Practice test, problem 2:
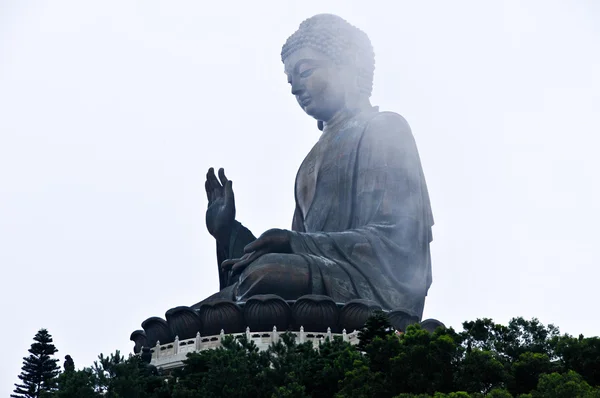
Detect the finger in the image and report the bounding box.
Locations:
[218,168,229,186]
[231,250,265,274]
[230,259,250,274]
[221,253,250,271]
[207,167,222,190]
[222,261,235,271]
[224,180,234,203]
[244,238,264,254]
[221,257,242,271]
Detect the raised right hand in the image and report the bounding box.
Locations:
[205,167,236,243]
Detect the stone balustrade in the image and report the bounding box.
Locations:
[148,326,360,370]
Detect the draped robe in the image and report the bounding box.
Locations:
[211,109,434,318]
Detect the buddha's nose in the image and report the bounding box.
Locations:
[291,81,304,96]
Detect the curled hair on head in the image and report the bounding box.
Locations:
[281,14,375,98]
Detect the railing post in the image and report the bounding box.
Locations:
[271,326,278,344]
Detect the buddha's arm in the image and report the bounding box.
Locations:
[216,221,256,289]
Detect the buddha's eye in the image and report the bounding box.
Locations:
[299,68,315,78]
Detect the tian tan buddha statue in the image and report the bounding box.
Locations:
[131,14,440,352]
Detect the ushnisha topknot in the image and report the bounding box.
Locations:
[281,14,375,97]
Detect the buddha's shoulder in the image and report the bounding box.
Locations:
[363,111,412,136]
[371,110,410,125]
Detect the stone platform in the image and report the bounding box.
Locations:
[131,294,444,355]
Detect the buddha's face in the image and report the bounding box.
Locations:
[284,47,354,122]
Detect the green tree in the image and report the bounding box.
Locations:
[393,393,471,398]
[89,350,126,395]
[52,368,98,398]
[552,334,600,387]
[12,329,60,398]
[271,376,309,398]
[455,349,507,394]
[88,350,169,398]
[44,315,600,398]
[266,333,319,395]
[460,317,559,362]
[315,338,362,397]
[340,322,462,397]
[172,335,272,398]
[486,388,513,398]
[339,330,401,397]
[532,370,599,398]
[502,317,559,361]
[336,359,386,398]
[357,310,394,351]
[509,352,553,395]
[266,333,360,398]
[461,318,507,354]
[389,325,460,395]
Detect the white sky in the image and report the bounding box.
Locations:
[1,0,599,394]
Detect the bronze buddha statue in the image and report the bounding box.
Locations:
[132,14,437,351]
[202,13,433,316]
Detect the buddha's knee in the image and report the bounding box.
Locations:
[235,253,310,300]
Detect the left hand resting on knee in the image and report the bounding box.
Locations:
[221,228,292,277]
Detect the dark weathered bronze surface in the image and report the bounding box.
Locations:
[141,317,172,347]
[165,306,203,340]
[202,14,433,319]
[420,319,446,333]
[388,309,421,332]
[292,295,340,332]
[243,294,292,332]
[196,300,245,336]
[132,14,440,350]
[130,330,146,354]
[339,299,383,332]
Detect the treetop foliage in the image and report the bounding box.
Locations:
[12,328,60,398]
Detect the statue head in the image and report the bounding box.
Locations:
[281,14,375,125]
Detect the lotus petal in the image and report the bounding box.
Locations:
[292,295,339,332]
[142,317,173,346]
[197,300,244,336]
[339,299,382,332]
[165,306,203,340]
[243,294,291,332]
[130,330,147,354]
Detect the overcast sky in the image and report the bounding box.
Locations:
[1,0,599,395]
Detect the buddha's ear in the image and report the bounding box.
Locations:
[317,120,324,131]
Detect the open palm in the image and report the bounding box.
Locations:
[205,167,235,243]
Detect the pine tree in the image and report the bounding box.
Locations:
[357,310,394,351]
[12,328,60,398]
